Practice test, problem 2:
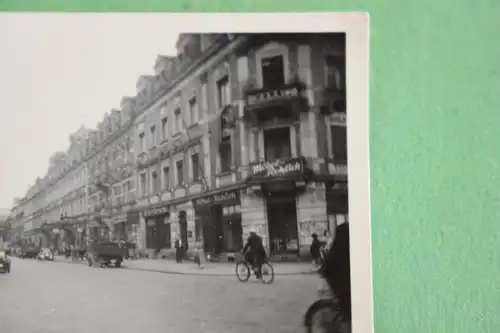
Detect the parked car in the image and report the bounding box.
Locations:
[0,250,11,273]
[37,248,54,261]
[20,246,39,259]
[87,241,123,268]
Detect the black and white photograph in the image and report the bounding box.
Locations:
[0,13,370,333]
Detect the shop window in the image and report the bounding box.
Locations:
[263,127,292,161]
[261,55,285,89]
[330,125,347,165]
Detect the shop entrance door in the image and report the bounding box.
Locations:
[178,211,188,251]
[266,194,299,254]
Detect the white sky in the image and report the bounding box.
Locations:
[0,14,179,209]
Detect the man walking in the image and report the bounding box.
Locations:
[174,236,183,263]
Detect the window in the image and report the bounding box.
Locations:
[325,55,345,90]
[113,185,122,205]
[216,76,230,109]
[151,171,160,194]
[263,127,292,161]
[220,136,232,173]
[261,55,285,89]
[174,108,183,133]
[139,173,147,197]
[331,125,347,165]
[139,132,146,153]
[191,153,200,181]
[176,160,184,185]
[162,166,170,190]
[150,125,157,148]
[161,117,169,140]
[189,97,198,125]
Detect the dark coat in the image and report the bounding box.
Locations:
[310,238,322,259]
[243,233,266,258]
[322,223,351,318]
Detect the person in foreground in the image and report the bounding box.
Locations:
[320,222,351,321]
[241,229,267,278]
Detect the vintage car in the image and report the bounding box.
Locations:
[37,248,54,261]
[87,241,123,268]
[20,246,39,259]
[0,250,11,273]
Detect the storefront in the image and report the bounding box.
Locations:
[143,204,172,252]
[325,179,349,231]
[245,157,313,256]
[109,213,127,241]
[193,188,243,254]
[125,211,140,244]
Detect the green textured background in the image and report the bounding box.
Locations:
[1,1,499,332]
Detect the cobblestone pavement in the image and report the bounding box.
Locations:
[0,257,320,333]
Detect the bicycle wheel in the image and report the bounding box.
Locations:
[235,261,251,282]
[260,261,275,284]
[304,299,349,333]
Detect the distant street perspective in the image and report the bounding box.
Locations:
[0,257,318,333]
[1,30,350,333]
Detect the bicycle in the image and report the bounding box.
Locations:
[303,294,351,333]
[235,257,275,284]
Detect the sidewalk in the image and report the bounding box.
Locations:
[53,256,317,276]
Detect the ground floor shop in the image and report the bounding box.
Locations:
[136,177,348,260]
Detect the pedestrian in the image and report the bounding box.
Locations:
[194,237,205,269]
[310,233,322,268]
[174,236,183,263]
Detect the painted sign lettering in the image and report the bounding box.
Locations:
[250,158,303,179]
[247,87,300,105]
[143,205,170,218]
[193,189,240,206]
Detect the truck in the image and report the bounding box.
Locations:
[87,241,123,268]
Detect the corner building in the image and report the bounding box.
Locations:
[133,33,348,259]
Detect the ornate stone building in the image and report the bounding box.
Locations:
[132,33,348,260]
[12,33,347,260]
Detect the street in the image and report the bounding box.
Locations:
[0,257,318,333]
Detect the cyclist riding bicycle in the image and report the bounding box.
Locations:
[241,228,267,278]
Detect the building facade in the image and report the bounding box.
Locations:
[11,33,347,260]
[132,33,348,259]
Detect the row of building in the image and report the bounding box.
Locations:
[9,33,348,259]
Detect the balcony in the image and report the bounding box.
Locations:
[243,79,308,125]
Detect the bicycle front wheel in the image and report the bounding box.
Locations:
[235,261,251,282]
[260,261,275,284]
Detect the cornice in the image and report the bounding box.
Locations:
[26,35,244,203]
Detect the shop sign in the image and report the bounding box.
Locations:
[143,205,169,218]
[247,86,300,106]
[250,158,303,179]
[193,189,240,206]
